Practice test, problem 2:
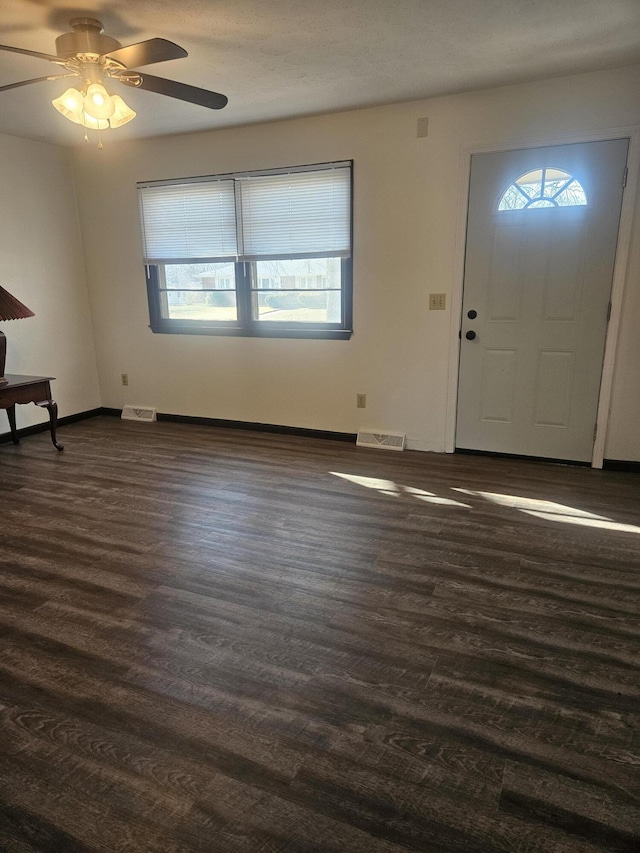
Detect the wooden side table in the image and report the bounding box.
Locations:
[0,374,64,451]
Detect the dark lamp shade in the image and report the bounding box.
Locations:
[0,285,35,321]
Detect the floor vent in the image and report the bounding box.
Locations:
[121,406,157,423]
[356,431,406,451]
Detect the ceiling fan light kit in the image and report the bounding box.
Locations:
[52,85,136,130]
[109,95,137,128]
[0,17,228,145]
[84,82,116,119]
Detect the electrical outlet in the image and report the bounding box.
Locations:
[356,393,366,409]
[429,293,446,310]
[121,373,129,386]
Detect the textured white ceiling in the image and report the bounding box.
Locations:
[1,0,639,146]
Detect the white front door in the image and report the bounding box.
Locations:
[456,139,628,462]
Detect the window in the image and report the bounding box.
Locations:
[138,161,353,338]
[498,167,587,211]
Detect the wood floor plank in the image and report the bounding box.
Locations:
[1,417,639,851]
[500,760,640,852]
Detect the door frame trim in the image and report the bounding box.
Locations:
[445,127,640,468]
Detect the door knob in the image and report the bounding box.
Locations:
[465,330,476,340]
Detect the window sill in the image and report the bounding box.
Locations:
[149,323,353,340]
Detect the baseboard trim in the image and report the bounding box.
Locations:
[0,407,104,445]
[603,459,640,473]
[99,406,355,443]
[156,412,356,443]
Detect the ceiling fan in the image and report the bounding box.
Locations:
[0,17,228,138]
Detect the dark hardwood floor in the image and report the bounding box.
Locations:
[1,416,639,852]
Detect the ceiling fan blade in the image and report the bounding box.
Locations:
[0,74,72,93]
[0,44,64,64]
[103,38,187,68]
[119,72,228,109]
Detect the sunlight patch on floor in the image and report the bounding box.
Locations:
[522,510,640,535]
[332,473,399,492]
[453,489,605,519]
[330,473,471,507]
[330,476,638,532]
[412,493,472,507]
[452,488,640,534]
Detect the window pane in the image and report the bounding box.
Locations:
[515,169,544,199]
[162,263,237,321]
[254,291,342,323]
[556,179,588,207]
[498,185,527,210]
[253,258,341,323]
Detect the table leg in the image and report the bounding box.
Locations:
[6,404,19,444]
[35,399,64,451]
[45,401,64,452]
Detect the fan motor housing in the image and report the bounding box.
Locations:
[55,18,122,59]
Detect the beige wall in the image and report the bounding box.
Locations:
[0,134,100,433]
[72,64,640,459]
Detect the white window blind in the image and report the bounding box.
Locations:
[137,162,351,263]
[138,180,238,261]
[238,166,351,259]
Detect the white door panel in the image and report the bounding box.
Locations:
[456,139,628,462]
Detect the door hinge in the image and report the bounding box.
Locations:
[623,167,628,188]
[593,423,598,442]
[607,301,612,322]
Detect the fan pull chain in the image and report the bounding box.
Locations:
[82,128,104,149]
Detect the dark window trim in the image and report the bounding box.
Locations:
[146,256,353,340]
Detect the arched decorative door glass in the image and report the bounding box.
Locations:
[498,167,588,210]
